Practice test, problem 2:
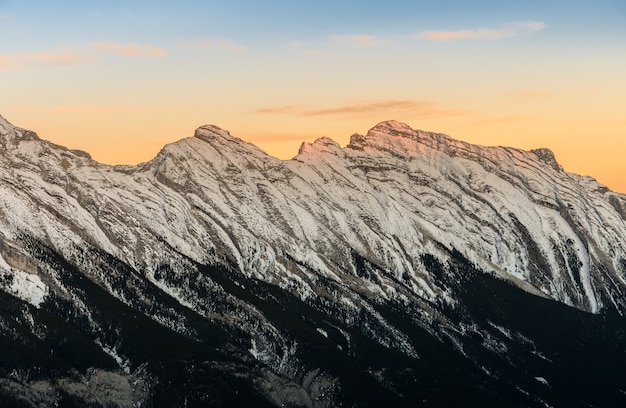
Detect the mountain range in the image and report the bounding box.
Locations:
[1,114,626,407]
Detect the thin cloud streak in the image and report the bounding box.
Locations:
[254,100,469,118]
[0,49,93,70]
[0,41,168,70]
[418,20,547,41]
[331,34,386,47]
[94,41,168,57]
[254,105,304,115]
[290,21,544,55]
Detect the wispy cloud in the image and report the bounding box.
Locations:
[288,21,544,55]
[254,100,468,118]
[417,20,547,41]
[253,105,298,115]
[331,34,386,48]
[94,41,168,57]
[180,37,248,54]
[0,49,93,70]
[0,41,168,70]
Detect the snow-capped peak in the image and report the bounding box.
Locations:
[369,120,416,135]
[194,124,236,142]
[0,114,11,133]
[531,147,562,171]
[0,115,40,147]
[297,137,342,156]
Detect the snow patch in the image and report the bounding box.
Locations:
[249,337,272,362]
[0,254,48,308]
[99,343,131,374]
[316,328,328,338]
[146,268,196,310]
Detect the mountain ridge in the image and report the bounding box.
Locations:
[2,114,626,312]
[2,114,626,406]
[1,114,568,177]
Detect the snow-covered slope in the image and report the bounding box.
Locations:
[2,114,626,407]
[5,115,624,311]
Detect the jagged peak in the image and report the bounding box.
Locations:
[347,121,437,153]
[312,136,340,147]
[360,120,420,142]
[531,148,562,171]
[0,114,40,145]
[343,120,567,174]
[0,114,10,129]
[0,115,12,141]
[191,124,269,158]
[369,120,416,134]
[297,137,341,156]
[348,120,448,149]
[167,124,280,170]
[194,124,235,143]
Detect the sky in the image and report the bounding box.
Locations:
[1,1,625,191]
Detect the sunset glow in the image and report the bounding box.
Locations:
[1,1,625,191]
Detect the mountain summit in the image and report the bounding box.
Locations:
[1,116,626,407]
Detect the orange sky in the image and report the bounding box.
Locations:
[1,2,625,192]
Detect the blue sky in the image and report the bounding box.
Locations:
[3,1,623,45]
[1,1,626,191]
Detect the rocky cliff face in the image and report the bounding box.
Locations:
[2,115,626,407]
